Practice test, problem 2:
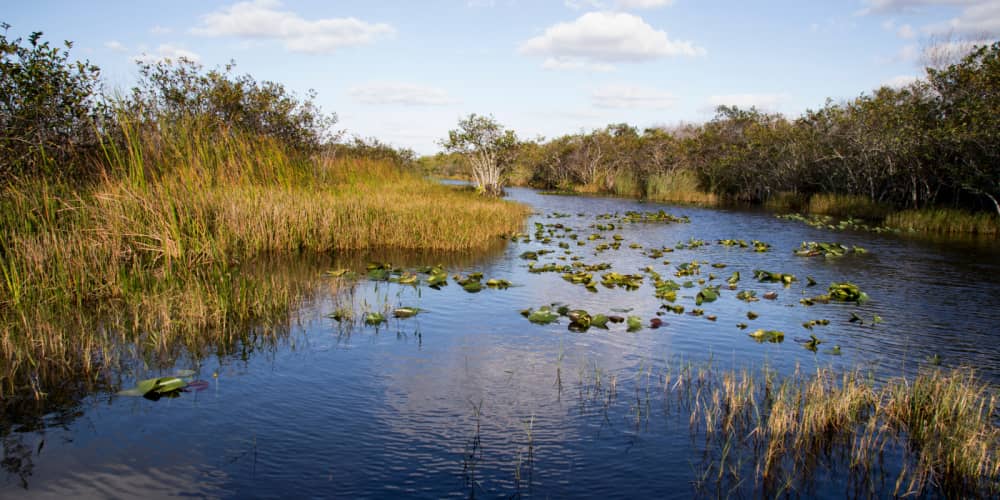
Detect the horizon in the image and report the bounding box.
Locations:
[6,0,998,154]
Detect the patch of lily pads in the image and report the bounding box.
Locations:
[794,241,868,258]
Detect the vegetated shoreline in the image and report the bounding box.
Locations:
[0,120,529,401]
[450,172,999,238]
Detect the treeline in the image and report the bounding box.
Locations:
[499,42,999,218]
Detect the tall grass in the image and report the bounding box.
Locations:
[806,193,891,219]
[0,117,529,399]
[886,208,1000,236]
[644,171,719,206]
[688,365,999,497]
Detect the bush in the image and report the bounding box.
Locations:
[0,23,104,182]
[127,58,338,154]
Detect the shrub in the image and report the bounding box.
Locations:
[0,23,104,181]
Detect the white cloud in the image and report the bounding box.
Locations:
[898,23,917,38]
[616,0,676,9]
[132,44,202,64]
[565,0,605,9]
[592,84,675,109]
[861,1,1000,36]
[898,43,920,61]
[519,11,704,70]
[192,0,394,54]
[104,40,127,52]
[706,93,788,111]
[882,74,921,87]
[862,0,983,14]
[349,82,457,106]
[542,57,615,71]
[150,25,172,35]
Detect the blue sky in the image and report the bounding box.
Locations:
[6,1,999,153]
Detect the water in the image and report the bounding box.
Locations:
[3,187,999,498]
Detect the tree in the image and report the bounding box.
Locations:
[0,23,104,181]
[927,41,1000,216]
[441,113,518,196]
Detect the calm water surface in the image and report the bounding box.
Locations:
[3,187,999,498]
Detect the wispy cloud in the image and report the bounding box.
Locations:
[592,84,676,109]
[882,74,921,87]
[615,0,676,9]
[349,82,457,106]
[192,0,394,54]
[542,57,615,72]
[520,11,704,71]
[132,44,201,64]
[104,40,128,52]
[150,25,172,35]
[862,1,1000,36]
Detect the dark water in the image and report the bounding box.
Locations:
[3,187,999,498]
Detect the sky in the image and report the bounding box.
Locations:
[5,0,999,154]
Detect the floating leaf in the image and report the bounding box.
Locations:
[365,312,387,325]
[749,329,784,343]
[696,286,719,305]
[527,307,560,325]
[591,314,610,329]
[626,315,643,332]
[747,311,759,320]
[393,307,421,318]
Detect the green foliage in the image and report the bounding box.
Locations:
[128,58,338,154]
[0,23,104,181]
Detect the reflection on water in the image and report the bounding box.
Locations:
[3,187,999,497]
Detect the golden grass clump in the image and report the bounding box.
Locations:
[886,208,999,236]
[644,171,719,206]
[807,193,891,219]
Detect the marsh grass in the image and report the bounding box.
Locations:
[686,365,999,497]
[886,208,1000,236]
[644,171,719,206]
[806,193,891,219]
[0,117,528,399]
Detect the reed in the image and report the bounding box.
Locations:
[886,208,999,236]
[0,117,529,399]
[687,365,998,497]
[806,193,891,219]
[644,171,719,206]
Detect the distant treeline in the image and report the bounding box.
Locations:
[425,42,1000,218]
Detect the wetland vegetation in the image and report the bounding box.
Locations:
[1,23,998,498]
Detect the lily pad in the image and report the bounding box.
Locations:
[364,312,387,325]
[626,315,643,332]
[695,286,719,305]
[527,307,560,325]
[393,307,422,318]
[749,329,784,343]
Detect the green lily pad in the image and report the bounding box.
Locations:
[626,315,643,332]
[393,307,421,318]
[749,329,784,343]
[364,312,387,325]
[696,286,719,305]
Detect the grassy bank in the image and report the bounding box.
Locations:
[0,120,529,398]
[518,171,998,236]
